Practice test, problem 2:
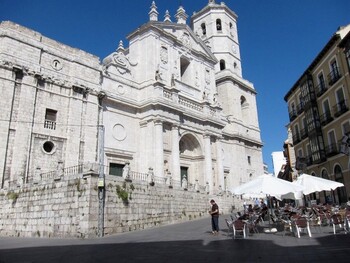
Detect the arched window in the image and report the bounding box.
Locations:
[180,56,191,83]
[216,19,222,31]
[219,59,225,70]
[240,96,247,106]
[240,96,249,121]
[201,23,206,35]
[321,169,329,179]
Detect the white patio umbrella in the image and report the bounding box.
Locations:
[232,174,304,225]
[292,173,344,195]
[231,174,304,197]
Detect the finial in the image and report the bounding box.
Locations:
[117,40,124,52]
[149,1,159,21]
[209,0,215,4]
[175,6,188,24]
[164,10,172,22]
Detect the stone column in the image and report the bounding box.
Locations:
[216,137,224,191]
[203,134,213,193]
[154,120,164,177]
[171,124,180,180]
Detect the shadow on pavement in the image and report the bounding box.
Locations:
[1,233,350,263]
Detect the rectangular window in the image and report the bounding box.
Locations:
[342,121,350,135]
[297,148,303,157]
[316,72,326,96]
[336,88,345,103]
[109,163,124,176]
[44,109,57,130]
[247,156,251,165]
[318,73,325,88]
[328,130,336,144]
[346,49,350,71]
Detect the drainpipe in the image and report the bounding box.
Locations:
[24,75,40,184]
[1,69,21,188]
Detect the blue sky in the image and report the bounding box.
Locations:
[1,0,349,172]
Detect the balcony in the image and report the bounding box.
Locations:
[296,102,305,114]
[292,133,301,145]
[289,109,297,121]
[300,128,308,139]
[333,100,349,117]
[305,155,313,166]
[325,143,340,157]
[319,111,333,126]
[315,82,328,97]
[328,67,341,86]
[44,120,56,130]
[312,150,327,164]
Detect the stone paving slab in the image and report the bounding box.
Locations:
[0,216,350,263]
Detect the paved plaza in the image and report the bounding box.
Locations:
[0,216,349,263]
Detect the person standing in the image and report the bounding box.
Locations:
[209,199,219,235]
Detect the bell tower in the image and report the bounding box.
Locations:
[191,0,262,147]
[191,0,242,76]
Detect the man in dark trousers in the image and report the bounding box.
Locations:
[209,199,219,235]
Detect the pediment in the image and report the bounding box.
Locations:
[128,22,217,64]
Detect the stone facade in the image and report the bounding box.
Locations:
[0,169,236,238]
[0,1,263,238]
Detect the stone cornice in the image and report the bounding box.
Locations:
[222,131,263,147]
[191,2,238,24]
[0,59,100,95]
[216,71,257,95]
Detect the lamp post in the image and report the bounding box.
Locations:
[97,91,106,238]
[97,125,105,237]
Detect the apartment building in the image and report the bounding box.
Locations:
[284,24,350,205]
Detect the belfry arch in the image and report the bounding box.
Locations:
[178,133,204,185]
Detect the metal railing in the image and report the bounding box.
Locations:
[333,100,348,117]
[44,120,56,130]
[4,161,215,194]
[328,67,341,86]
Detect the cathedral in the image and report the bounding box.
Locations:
[0,1,264,195]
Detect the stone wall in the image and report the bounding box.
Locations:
[0,172,237,238]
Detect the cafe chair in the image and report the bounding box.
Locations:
[293,216,312,238]
[232,220,246,239]
[331,214,347,234]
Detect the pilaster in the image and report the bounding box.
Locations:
[171,124,180,179]
[154,119,164,177]
[203,134,213,193]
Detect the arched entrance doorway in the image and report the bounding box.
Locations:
[179,133,203,186]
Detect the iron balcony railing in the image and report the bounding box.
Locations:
[315,82,328,97]
[289,109,297,121]
[333,100,348,117]
[328,67,341,86]
[300,128,308,139]
[319,111,333,126]
[296,102,305,114]
[325,143,340,157]
[292,133,301,145]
